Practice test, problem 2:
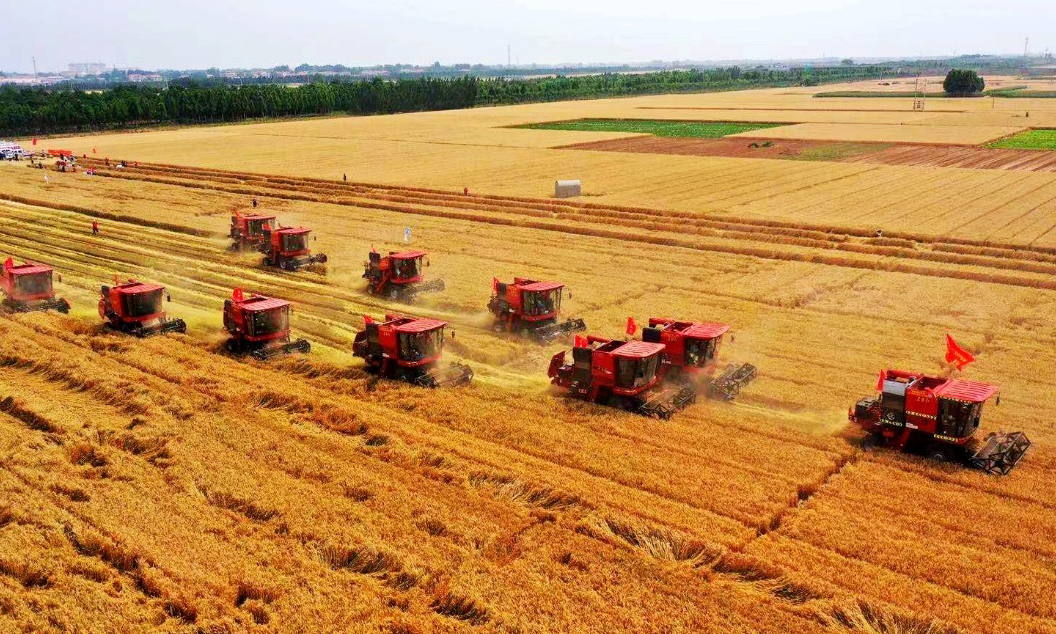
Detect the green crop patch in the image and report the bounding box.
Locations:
[517,119,786,138]
[987,129,1056,150]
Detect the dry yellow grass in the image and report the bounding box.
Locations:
[0,152,1055,633]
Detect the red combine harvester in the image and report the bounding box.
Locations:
[548,335,696,419]
[487,277,585,343]
[99,279,186,337]
[260,225,328,271]
[229,212,277,251]
[223,289,310,360]
[643,318,756,400]
[352,314,473,387]
[1,258,70,313]
[850,369,1030,475]
[363,250,444,300]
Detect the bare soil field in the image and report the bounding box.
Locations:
[562,136,891,161]
[564,136,1056,173]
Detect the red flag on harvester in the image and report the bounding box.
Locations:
[945,334,975,371]
[233,287,244,302]
[573,334,588,348]
[626,316,637,337]
[3,257,12,270]
[363,314,374,325]
[492,277,499,294]
[876,369,886,391]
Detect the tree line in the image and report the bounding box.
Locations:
[0,66,890,136]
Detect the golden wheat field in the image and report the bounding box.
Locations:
[2,82,1056,634]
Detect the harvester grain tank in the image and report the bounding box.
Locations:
[488,277,585,342]
[229,212,277,251]
[1,258,70,313]
[643,318,756,400]
[260,225,328,271]
[222,288,310,359]
[547,335,696,419]
[352,314,472,387]
[362,249,444,300]
[850,368,1030,475]
[99,279,186,336]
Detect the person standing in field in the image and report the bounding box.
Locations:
[43,174,50,184]
[92,221,99,235]
[252,197,258,208]
[343,173,347,183]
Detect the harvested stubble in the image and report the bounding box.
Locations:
[1,90,1055,632]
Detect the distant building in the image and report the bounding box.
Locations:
[68,62,108,75]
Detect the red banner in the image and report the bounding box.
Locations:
[945,334,975,371]
[573,334,588,348]
[363,314,374,325]
[233,287,244,302]
[626,316,637,337]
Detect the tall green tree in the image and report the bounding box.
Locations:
[943,69,985,96]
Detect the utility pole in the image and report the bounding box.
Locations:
[1024,37,1029,58]
[32,56,37,76]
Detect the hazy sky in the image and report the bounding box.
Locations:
[1,0,1049,72]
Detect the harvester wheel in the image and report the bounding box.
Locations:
[387,288,400,300]
[928,447,952,463]
[492,321,505,333]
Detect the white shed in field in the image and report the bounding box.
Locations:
[554,179,581,198]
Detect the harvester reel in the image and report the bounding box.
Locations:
[415,362,474,388]
[708,363,757,401]
[968,431,1031,475]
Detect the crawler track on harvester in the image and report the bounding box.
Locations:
[74,158,1056,292]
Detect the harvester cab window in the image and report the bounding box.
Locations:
[15,272,51,296]
[281,232,309,252]
[248,307,289,336]
[684,337,716,367]
[938,399,981,438]
[393,256,422,280]
[524,289,561,316]
[247,219,271,236]
[398,328,442,361]
[615,354,659,389]
[123,288,163,317]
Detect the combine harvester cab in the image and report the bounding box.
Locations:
[547,335,696,420]
[362,250,444,301]
[353,314,472,387]
[229,212,277,251]
[850,368,1030,475]
[99,280,186,337]
[223,288,310,360]
[488,277,585,343]
[260,226,328,271]
[644,318,756,400]
[1,257,70,314]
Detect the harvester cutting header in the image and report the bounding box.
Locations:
[488,277,585,343]
[1,258,70,314]
[850,368,1030,475]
